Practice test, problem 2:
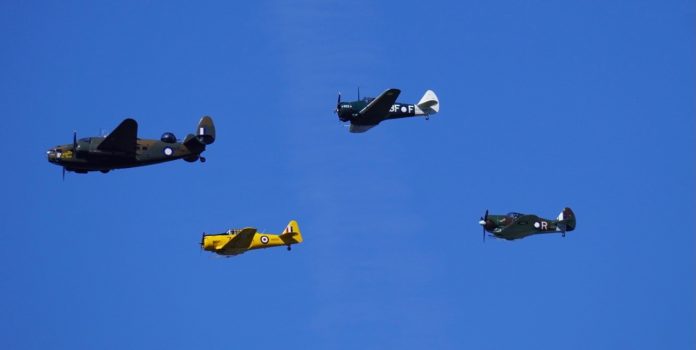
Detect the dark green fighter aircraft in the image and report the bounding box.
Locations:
[47,116,215,176]
[479,208,576,241]
[334,88,439,133]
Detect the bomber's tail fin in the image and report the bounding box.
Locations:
[416,90,439,115]
[280,220,303,244]
[196,116,215,145]
[556,207,576,232]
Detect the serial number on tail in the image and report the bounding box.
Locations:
[389,104,415,114]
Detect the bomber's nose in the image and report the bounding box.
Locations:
[46,149,58,163]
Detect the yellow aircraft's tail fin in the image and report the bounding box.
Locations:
[280,220,303,244]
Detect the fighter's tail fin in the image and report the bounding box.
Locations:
[556,207,576,232]
[280,220,303,244]
[196,116,215,145]
[417,90,439,114]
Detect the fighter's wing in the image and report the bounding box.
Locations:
[97,118,138,154]
[349,124,377,133]
[220,228,257,250]
[357,88,401,124]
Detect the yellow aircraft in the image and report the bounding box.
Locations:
[200,220,303,256]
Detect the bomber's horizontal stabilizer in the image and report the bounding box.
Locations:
[183,134,205,154]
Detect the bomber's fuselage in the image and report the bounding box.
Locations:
[47,138,202,173]
[47,116,215,174]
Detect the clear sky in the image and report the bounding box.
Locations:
[0,0,693,349]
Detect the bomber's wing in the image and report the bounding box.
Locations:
[220,227,257,251]
[97,118,138,154]
[356,88,401,125]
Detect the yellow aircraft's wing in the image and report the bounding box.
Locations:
[220,227,257,251]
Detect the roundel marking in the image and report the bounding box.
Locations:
[400,106,407,113]
[260,236,269,244]
[163,147,173,156]
[533,222,540,229]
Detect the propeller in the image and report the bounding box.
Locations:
[334,92,341,114]
[335,92,352,124]
[479,209,489,242]
[58,130,77,180]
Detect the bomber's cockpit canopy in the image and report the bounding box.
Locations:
[362,97,375,103]
[507,212,524,218]
[79,137,92,143]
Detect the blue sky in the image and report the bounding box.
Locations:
[0,0,693,349]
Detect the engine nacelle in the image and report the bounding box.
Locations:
[161,132,177,143]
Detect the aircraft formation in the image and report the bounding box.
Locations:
[46,88,577,257]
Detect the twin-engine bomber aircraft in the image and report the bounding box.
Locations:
[47,116,215,176]
[335,88,439,133]
[201,220,303,257]
[479,208,576,241]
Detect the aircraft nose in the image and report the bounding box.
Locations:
[200,234,210,251]
[46,149,58,163]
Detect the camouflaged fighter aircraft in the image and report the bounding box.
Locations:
[479,208,576,241]
[201,220,303,257]
[334,88,439,133]
[47,116,215,176]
